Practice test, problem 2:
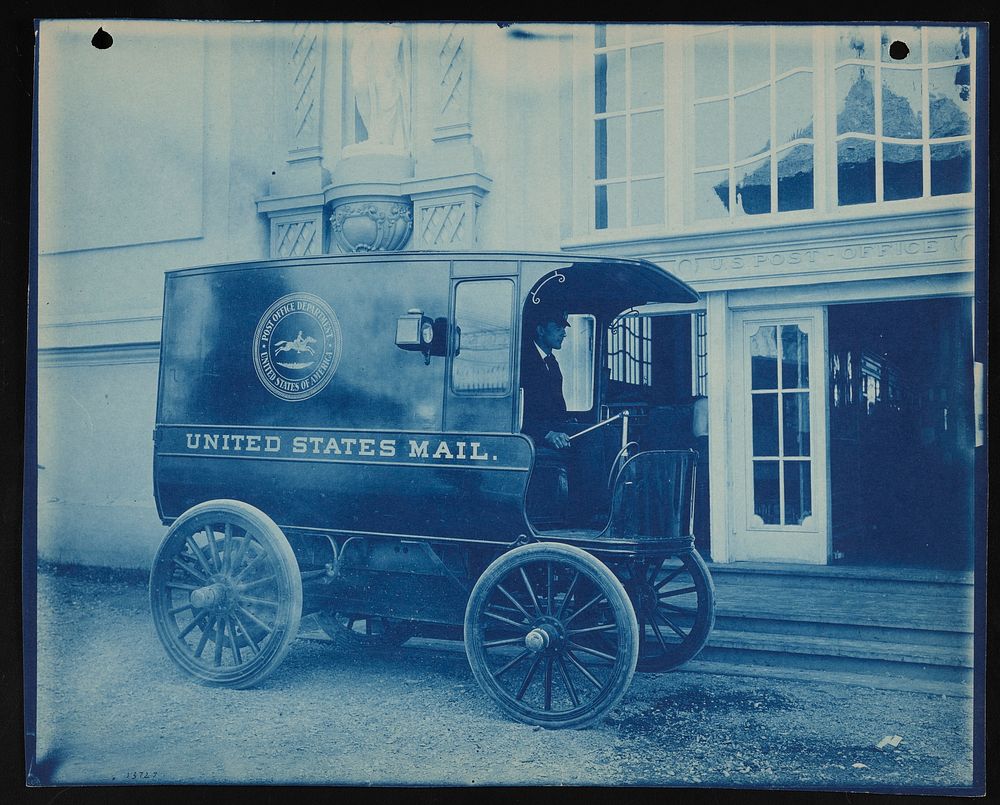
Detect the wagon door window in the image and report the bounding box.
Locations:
[452,279,515,394]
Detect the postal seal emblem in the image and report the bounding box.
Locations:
[253,293,342,401]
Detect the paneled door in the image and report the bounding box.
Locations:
[730,308,829,563]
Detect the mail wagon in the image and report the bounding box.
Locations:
[150,251,714,728]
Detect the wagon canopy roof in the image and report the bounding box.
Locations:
[163,250,699,305]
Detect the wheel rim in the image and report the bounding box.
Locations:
[631,551,715,672]
[150,508,300,686]
[466,545,638,728]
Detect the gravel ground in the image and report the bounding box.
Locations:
[29,566,977,790]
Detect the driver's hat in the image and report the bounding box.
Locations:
[532,305,570,329]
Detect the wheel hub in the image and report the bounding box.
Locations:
[190,582,229,611]
[525,628,550,652]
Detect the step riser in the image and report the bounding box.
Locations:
[711,575,973,598]
[714,614,972,649]
[698,645,973,687]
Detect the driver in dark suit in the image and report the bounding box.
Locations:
[520,307,573,451]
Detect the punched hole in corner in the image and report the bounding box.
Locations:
[92,27,113,50]
[888,40,909,60]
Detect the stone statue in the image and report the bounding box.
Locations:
[349,23,410,151]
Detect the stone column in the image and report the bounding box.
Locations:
[256,22,330,257]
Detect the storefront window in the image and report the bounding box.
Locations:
[834,25,972,205]
[593,24,666,230]
[693,26,816,221]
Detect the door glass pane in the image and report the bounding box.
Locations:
[452,280,513,394]
[750,326,778,389]
[752,394,779,456]
[753,460,781,524]
[782,392,811,456]
[783,461,812,525]
[780,324,809,388]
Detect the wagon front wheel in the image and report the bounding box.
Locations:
[149,499,303,688]
[465,543,639,729]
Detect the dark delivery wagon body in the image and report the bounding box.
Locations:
[150,251,715,728]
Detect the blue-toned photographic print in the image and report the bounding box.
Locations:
[28,20,985,792]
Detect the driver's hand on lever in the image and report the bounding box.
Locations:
[545,430,572,449]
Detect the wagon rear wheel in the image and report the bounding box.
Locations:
[315,612,414,650]
[464,543,639,729]
[630,549,715,672]
[149,500,302,688]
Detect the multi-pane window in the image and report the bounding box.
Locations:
[692,26,816,220]
[834,25,973,205]
[749,323,813,526]
[608,315,653,387]
[593,24,666,230]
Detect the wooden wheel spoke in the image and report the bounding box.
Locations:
[169,602,194,617]
[546,562,553,615]
[231,610,261,655]
[222,523,234,573]
[225,615,242,663]
[484,608,529,629]
[233,548,266,583]
[213,618,225,666]
[567,623,618,636]
[515,654,543,701]
[654,566,686,591]
[178,611,208,640]
[658,603,693,615]
[659,585,697,599]
[556,655,580,707]
[205,525,221,571]
[564,649,603,690]
[494,649,531,678]
[229,532,252,576]
[483,636,526,649]
[237,574,277,593]
[172,556,208,584]
[654,609,689,639]
[562,591,606,627]
[566,640,617,663]
[555,571,580,619]
[239,594,279,608]
[194,615,215,658]
[519,567,543,617]
[648,614,670,652]
[166,581,200,592]
[495,584,533,622]
[543,657,554,711]
[235,604,273,636]
[185,535,214,577]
